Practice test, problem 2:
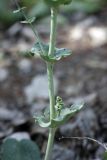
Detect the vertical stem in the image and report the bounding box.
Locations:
[47,63,55,119]
[44,7,58,160]
[48,7,58,56]
[44,128,56,160]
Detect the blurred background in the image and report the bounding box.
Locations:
[0,0,107,159]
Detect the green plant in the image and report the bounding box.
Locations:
[13,0,84,160]
[1,139,41,160]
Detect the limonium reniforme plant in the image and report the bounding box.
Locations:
[14,0,84,159]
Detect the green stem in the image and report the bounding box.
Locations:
[44,128,56,160]
[44,7,58,160]
[48,7,58,56]
[47,62,55,118]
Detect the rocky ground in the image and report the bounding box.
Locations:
[0,8,107,160]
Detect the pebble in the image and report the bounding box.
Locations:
[67,92,97,107]
[7,132,30,141]
[0,68,8,82]
[0,107,27,126]
[60,108,98,137]
[98,87,107,110]
[52,144,75,160]
[31,102,47,114]
[17,40,31,52]
[77,109,99,136]
[18,58,32,73]
[70,16,98,41]
[12,112,28,126]
[22,27,35,40]
[69,16,107,48]
[76,16,98,29]
[24,75,58,103]
[7,23,22,36]
[65,82,83,96]
[0,108,17,121]
[88,27,107,47]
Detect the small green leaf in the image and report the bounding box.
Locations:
[51,103,84,127]
[1,139,41,160]
[35,115,51,128]
[43,107,50,119]
[31,42,72,62]
[31,42,50,61]
[21,17,36,24]
[34,103,84,128]
[13,7,26,14]
[31,42,48,56]
[49,48,72,61]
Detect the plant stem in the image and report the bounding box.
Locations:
[44,128,56,160]
[48,7,58,56]
[44,7,58,160]
[47,63,56,119]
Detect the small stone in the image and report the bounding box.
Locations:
[17,40,31,52]
[18,58,32,73]
[77,109,99,136]
[65,82,83,96]
[85,60,107,70]
[71,12,86,22]
[0,68,8,82]
[52,144,75,160]
[7,23,22,36]
[31,102,47,114]
[98,88,107,109]
[7,132,30,141]
[67,92,97,107]
[77,16,98,28]
[70,27,84,40]
[60,108,98,137]
[95,146,105,159]
[0,107,27,126]
[24,75,58,103]
[88,27,107,47]
[60,122,78,136]
[0,123,13,138]
[69,16,98,41]
[12,112,28,126]
[22,27,35,40]
[0,108,16,121]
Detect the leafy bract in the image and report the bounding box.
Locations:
[34,103,84,128]
[31,42,72,62]
[50,48,71,61]
[31,42,48,59]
